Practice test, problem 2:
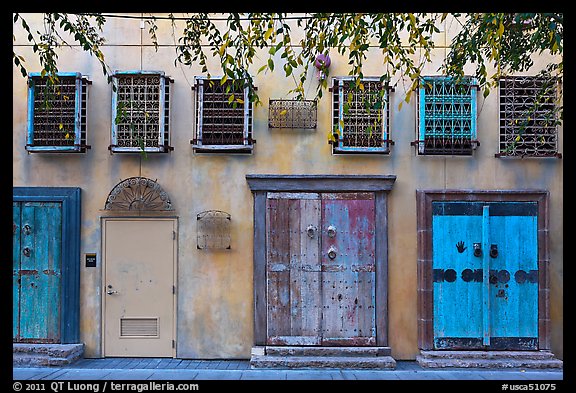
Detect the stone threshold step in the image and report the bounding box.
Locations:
[13,353,77,367]
[250,355,397,369]
[253,346,392,357]
[419,350,558,360]
[13,343,84,367]
[13,343,84,357]
[416,356,563,369]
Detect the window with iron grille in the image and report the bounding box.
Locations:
[110,71,173,153]
[191,76,254,153]
[330,77,392,154]
[497,76,561,158]
[414,76,478,155]
[26,72,91,153]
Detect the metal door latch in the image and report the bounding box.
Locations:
[327,225,336,238]
[490,244,498,258]
[306,225,317,239]
[327,245,337,260]
[22,247,31,257]
[107,284,118,295]
[473,243,482,257]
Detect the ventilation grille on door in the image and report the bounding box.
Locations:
[120,318,159,337]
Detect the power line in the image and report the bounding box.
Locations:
[76,12,359,22]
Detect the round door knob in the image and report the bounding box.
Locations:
[22,247,31,257]
[328,246,337,260]
[327,225,336,238]
[307,225,317,239]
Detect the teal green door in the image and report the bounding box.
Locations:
[13,201,62,343]
[432,201,538,350]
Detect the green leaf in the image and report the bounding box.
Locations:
[268,58,274,71]
[264,26,273,40]
[497,22,504,38]
[218,40,228,57]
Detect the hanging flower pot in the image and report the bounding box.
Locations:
[314,53,331,69]
[314,53,331,80]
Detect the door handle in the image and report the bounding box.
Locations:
[490,244,498,258]
[107,290,118,295]
[327,225,336,238]
[306,225,317,239]
[22,247,31,257]
[327,245,337,260]
[473,243,482,257]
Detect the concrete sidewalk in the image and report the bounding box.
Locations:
[13,358,563,381]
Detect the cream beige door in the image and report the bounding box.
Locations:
[103,218,176,357]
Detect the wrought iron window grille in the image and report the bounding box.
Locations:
[412,76,479,156]
[109,71,174,154]
[268,99,317,129]
[191,76,255,153]
[103,177,174,212]
[26,72,91,153]
[329,77,394,154]
[197,210,231,250]
[496,76,562,158]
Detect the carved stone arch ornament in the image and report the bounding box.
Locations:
[104,177,173,211]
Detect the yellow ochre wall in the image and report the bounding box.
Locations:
[12,13,563,360]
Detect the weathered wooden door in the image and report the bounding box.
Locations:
[432,201,539,350]
[13,201,62,343]
[103,218,176,357]
[265,192,376,346]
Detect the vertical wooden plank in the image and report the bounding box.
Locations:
[19,203,39,340]
[288,198,303,336]
[482,205,491,347]
[13,202,21,341]
[299,198,322,340]
[253,191,267,345]
[266,197,292,342]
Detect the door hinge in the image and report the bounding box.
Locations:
[172,231,176,240]
[172,339,175,348]
[172,285,176,295]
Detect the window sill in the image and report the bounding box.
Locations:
[191,144,253,154]
[26,145,90,153]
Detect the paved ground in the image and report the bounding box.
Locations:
[13,358,564,382]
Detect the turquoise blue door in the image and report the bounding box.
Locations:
[432,201,538,350]
[13,201,62,343]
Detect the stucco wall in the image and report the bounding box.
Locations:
[12,13,563,360]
